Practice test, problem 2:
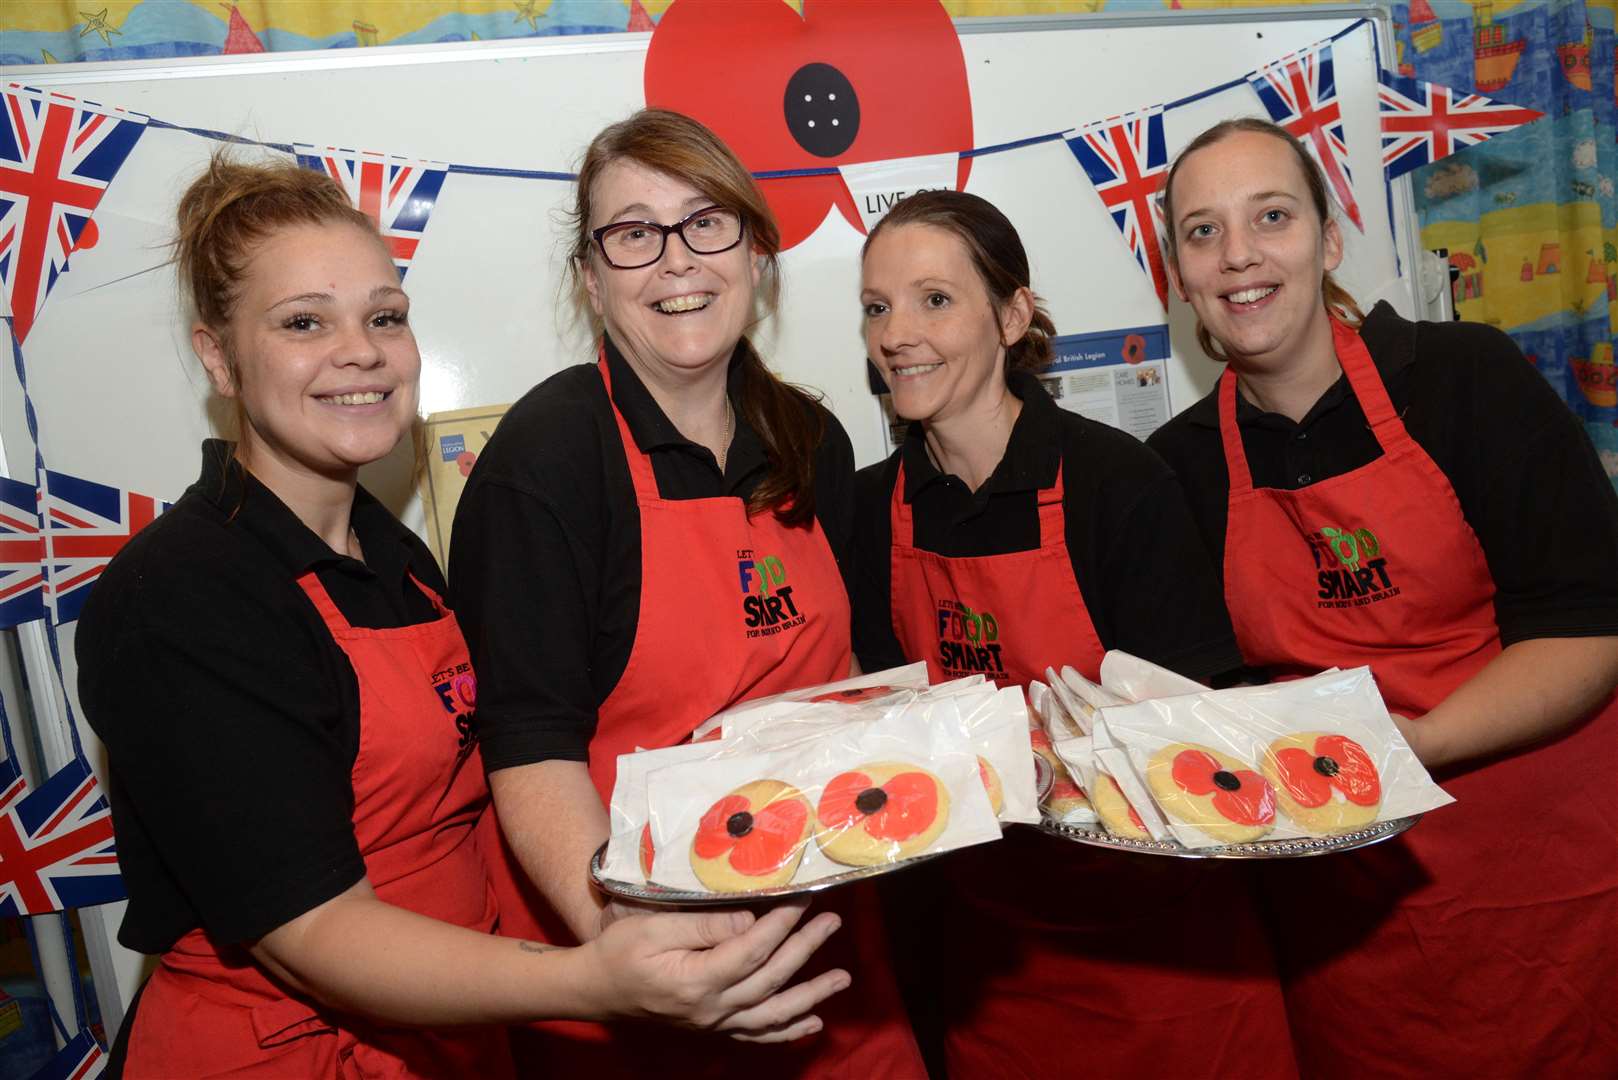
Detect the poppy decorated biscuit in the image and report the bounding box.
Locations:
[1030,728,1090,818]
[690,780,813,892]
[639,823,655,880]
[1146,742,1277,844]
[1261,732,1382,835]
[977,755,1004,817]
[809,685,906,705]
[1090,773,1150,841]
[815,762,950,865]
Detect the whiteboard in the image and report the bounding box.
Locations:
[0,4,1424,1023]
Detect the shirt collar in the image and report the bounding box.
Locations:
[602,333,767,489]
[1183,300,1412,431]
[899,369,1062,503]
[193,439,416,584]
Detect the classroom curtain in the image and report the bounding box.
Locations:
[3,0,1615,482]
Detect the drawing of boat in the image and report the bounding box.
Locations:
[1558,21,1593,90]
[1473,1,1525,92]
[1411,0,1442,53]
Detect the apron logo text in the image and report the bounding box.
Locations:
[1309,526,1401,608]
[935,600,1005,676]
[737,550,806,638]
[430,662,478,750]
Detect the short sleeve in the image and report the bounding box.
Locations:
[78,541,365,946]
[1423,324,1618,643]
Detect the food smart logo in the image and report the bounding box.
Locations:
[738,550,806,639]
[430,662,478,752]
[1308,525,1400,608]
[936,600,1006,677]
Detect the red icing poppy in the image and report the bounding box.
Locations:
[818,769,938,841]
[810,685,903,704]
[644,0,973,251]
[1272,735,1381,809]
[1121,333,1146,364]
[693,792,808,875]
[1171,750,1276,827]
[639,822,655,877]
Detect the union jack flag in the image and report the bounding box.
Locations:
[32,1028,107,1080]
[0,84,147,344]
[0,756,24,811]
[1248,45,1364,231]
[0,754,122,916]
[41,470,168,626]
[1064,107,1170,308]
[0,474,44,628]
[1378,72,1543,180]
[294,145,448,277]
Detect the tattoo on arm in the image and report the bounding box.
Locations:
[518,940,560,954]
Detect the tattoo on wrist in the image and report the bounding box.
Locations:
[518,940,559,954]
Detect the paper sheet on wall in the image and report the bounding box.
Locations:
[1044,325,1171,440]
[418,403,510,568]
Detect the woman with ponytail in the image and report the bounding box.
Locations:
[851,190,1295,1077]
[449,109,924,1077]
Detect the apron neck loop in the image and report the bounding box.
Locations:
[596,347,660,499]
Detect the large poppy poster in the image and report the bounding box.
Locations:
[644,0,974,251]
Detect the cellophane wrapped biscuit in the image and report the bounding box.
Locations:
[1100,666,1452,847]
[1028,679,1096,823]
[690,662,931,742]
[644,704,1001,892]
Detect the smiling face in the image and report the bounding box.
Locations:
[1166,129,1344,373]
[861,223,1024,426]
[193,221,420,486]
[582,160,762,385]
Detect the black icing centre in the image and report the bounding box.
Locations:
[1313,755,1341,778]
[1212,770,1242,792]
[783,62,860,157]
[726,811,754,838]
[854,787,888,815]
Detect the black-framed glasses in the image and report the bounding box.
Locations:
[591,205,745,270]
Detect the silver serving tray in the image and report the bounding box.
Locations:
[1030,814,1420,859]
[590,842,947,907]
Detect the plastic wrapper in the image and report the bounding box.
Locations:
[1099,667,1453,849]
[1051,735,1150,840]
[690,662,930,742]
[643,705,1001,892]
[1097,650,1204,702]
[1049,665,1128,736]
[604,740,729,881]
[1028,680,1096,823]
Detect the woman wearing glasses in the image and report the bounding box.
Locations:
[449,109,924,1077]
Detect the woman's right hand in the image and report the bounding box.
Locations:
[587,901,849,1042]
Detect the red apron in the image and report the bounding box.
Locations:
[887,460,1298,1079]
[1219,318,1618,1078]
[123,572,512,1079]
[479,354,925,1077]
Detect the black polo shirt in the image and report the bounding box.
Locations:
[851,369,1244,682]
[1146,302,1618,645]
[75,441,445,954]
[448,335,857,773]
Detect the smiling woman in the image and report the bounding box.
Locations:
[74,154,853,1079]
[1147,117,1618,1078]
[449,109,923,1078]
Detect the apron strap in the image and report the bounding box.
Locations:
[295,571,349,631]
[1217,318,1408,495]
[891,459,1066,548]
[596,349,660,501]
[1037,463,1066,548]
[890,460,915,548]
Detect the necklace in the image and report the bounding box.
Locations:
[716,398,733,474]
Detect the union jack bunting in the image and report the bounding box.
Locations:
[1377,72,1544,180]
[1248,45,1364,231]
[0,474,44,628]
[0,84,147,344]
[41,470,168,625]
[1064,107,1170,308]
[294,145,448,277]
[0,754,122,916]
[32,1028,108,1080]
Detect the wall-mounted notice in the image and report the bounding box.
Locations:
[418,403,510,568]
[1044,325,1172,439]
